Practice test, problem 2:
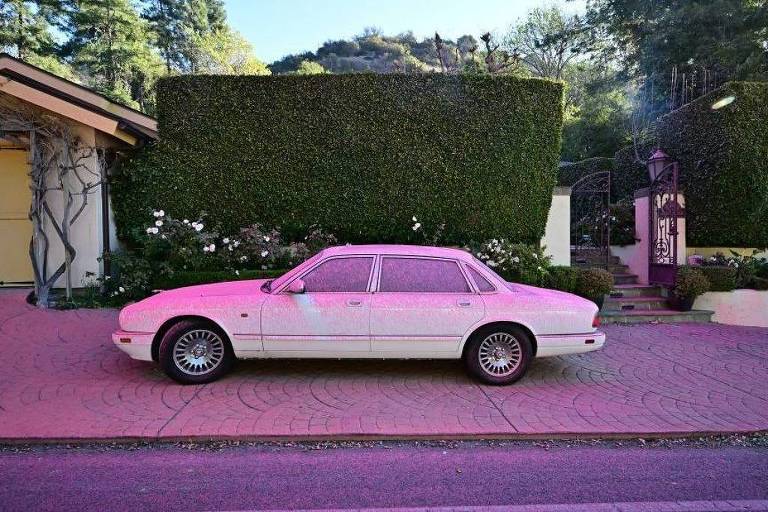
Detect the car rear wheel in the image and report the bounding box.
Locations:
[159,320,234,384]
[464,325,533,385]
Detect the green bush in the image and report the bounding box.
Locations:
[574,268,614,301]
[153,269,286,289]
[673,266,711,299]
[613,82,768,247]
[698,266,737,292]
[542,266,580,293]
[112,74,564,245]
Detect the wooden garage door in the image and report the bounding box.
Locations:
[0,149,34,285]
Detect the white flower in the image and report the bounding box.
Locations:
[532,253,538,259]
[512,256,520,263]
[158,209,165,217]
[155,220,163,227]
[233,240,240,247]
[263,236,270,242]
[476,252,482,258]
[203,246,210,253]
[261,250,269,257]
[146,226,159,235]
[239,256,248,262]
[228,245,234,251]
[161,234,167,239]
[118,286,125,293]
[146,227,153,234]
[105,275,111,280]
[235,270,240,276]
[153,210,161,217]
[487,260,497,267]
[183,219,190,224]
[222,237,230,244]
[195,224,203,232]
[208,243,216,252]
[412,216,418,222]
[412,222,421,231]
[261,265,268,270]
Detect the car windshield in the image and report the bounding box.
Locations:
[266,251,325,293]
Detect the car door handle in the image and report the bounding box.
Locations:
[457,300,472,307]
[347,299,363,307]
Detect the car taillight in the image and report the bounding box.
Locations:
[592,314,601,328]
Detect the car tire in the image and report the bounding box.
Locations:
[158,319,234,384]
[464,325,533,385]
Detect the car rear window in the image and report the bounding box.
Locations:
[301,257,374,292]
[466,265,496,292]
[379,257,470,293]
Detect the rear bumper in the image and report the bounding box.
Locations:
[112,330,154,361]
[536,330,606,357]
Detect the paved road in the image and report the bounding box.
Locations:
[2,288,768,440]
[1,443,767,511]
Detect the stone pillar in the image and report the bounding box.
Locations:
[629,188,650,284]
[541,186,571,266]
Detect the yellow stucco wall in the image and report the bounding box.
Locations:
[0,148,34,285]
[687,247,768,259]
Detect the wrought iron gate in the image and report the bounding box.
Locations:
[648,162,680,286]
[570,171,611,267]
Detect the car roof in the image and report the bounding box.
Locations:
[321,244,476,262]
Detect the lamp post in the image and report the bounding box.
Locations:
[647,149,672,183]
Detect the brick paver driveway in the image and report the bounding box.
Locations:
[1,289,767,441]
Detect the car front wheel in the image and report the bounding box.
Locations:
[464,325,533,385]
[158,320,234,384]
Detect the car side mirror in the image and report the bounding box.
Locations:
[286,279,306,294]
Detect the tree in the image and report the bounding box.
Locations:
[0,0,75,77]
[561,62,632,160]
[584,0,768,111]
[142,0,184,72]
[59,0,163,110]
[185,28,270,75]
[295,60,327,75]
[504,6,585,80]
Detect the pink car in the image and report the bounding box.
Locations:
[114,245,605,385]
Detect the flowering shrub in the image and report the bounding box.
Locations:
[474,239,552,286]
[700,250,768,289]
[97,210,342,305]
[411,216,446,246]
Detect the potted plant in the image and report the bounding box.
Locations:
[671,266,710,311]
[575,268,614,309]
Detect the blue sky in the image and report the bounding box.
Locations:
[224,0,585,64]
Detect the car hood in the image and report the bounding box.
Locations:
[152,279,268,299]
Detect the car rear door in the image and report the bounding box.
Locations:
[370,256,484,354]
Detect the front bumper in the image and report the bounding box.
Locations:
[112,330,155,361]
[535,330,606,357]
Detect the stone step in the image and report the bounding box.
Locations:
[572,255,621,265]
[600,309,714,324]
[612,273,639,285]
[602,295,670,311]
[573,263,629,273]
[610,284,664,298]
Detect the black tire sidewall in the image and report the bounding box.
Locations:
[159,320,234,384]
[464,325,533,385]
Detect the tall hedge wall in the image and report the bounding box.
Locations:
[613,82,768,247]
[112,74,564,244]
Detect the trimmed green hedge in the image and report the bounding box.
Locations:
[557,157,614,188]
[699,266,737,292]
[613,82,768,247]
[113,74,564,245]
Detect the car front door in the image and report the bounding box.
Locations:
[370,256,484,354]
[261,255,374,353]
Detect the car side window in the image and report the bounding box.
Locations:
[301,257,374,293]
[379,257,470,293]
[466,265,496,292]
